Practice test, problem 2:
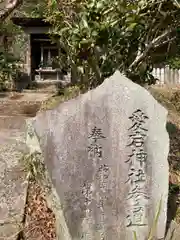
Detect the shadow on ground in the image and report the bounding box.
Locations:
[0,92,9,98]
[167,121,180,172]
[166,121,180,237]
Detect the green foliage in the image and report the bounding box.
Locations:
[167,57,180,69]
[0,49,21,90]
[169,182,180,195]
[1,0,180,91]
[45,0,180,88]
[148,198,162,240]
[16,0,47,18]
[40,85,81,110]
[0,12,24,90]
[133,231,138,240]
[21,151,45,180]
[0,0,47,91]
[170,91,180,112]
[0,1,34,91]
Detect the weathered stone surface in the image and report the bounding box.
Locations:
[28,71,169,240]
[26,119,71,240]
[0,128,28,240]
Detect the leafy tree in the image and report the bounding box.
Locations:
[45,0,180,88]
[0,0,47,90]
[1,0,180,90]
[0,0,28,90]
[0,50,21,90]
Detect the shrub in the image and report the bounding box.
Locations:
[0,49,21,91]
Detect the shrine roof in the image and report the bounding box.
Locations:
[11,17,51,27]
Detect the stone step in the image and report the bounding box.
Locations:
[0,92,53,239]
[0,101,41,116]
[0,116,27,130]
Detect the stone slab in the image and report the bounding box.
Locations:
[28,71,169,240]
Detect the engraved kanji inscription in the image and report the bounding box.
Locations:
[127,184,149,201]
[88,127,106,158]
[136,148,147,166]
[88,126,106,142]
[88,143,102,158]
[82,182,93,207]
[86,126,109,229]
[126,205,147,227]
[128,131,147,148]
[126,109,149,227]
[128,109,149,131]
[126,167,146,184]
[96,164,110,192]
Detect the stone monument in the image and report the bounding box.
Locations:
[27,71,169,240]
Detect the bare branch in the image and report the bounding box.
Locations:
[0,0,23,22]
[154,36,177,48]
[145,2,164,45]
[129,27,177,70]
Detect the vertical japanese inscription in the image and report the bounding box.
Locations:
[82,127,106,211]
[126,109,149,227]
[83,127,109,238]
[88,126,105,159]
